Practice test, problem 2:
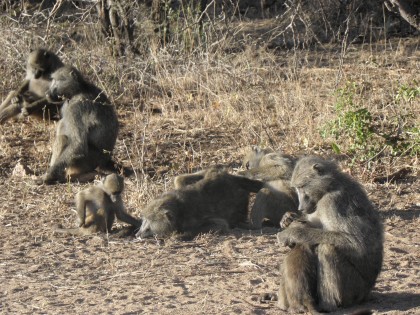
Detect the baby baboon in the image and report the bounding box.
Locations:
[137,168,264,239]
[238,146,298,229]
[55,173,141,236]
[36,65,118,184]
[0,49,64,123]
[276,156,384,313]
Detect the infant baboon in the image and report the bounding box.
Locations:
[55,173,141,236]
[0,49,64,123]
[276,156,384,313]
[36,65,118,184]
[238,146,298,229]
[137,168,264,239]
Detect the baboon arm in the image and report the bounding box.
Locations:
[0,80,30,111]
[239,167,288,181]
[22,97,50,115]
[277,227,354,249]
[75,193,88,226]
[115,207,142,228]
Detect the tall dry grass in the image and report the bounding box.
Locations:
[0,3,418,216]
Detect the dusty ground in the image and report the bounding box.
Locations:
[0,34,419,314]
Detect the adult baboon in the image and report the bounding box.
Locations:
[0,49,64,123]
[55,173,141,236]
[276,156,383,313]
[238,146,298,229]
[35,65,118,184]
[136,168,264,239]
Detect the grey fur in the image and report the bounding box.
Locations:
[36,65,118,184]
[137,168,264,239]
[54,173,141,236]
[276,156,384,313]
[238,146,298,229]
[0,49,64,123]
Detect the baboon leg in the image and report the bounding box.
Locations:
[174,170,207,189]
[0,100,21,123]
[281,245,319,313]
[249,188,270,229]
[50,133,69,167]
[75,191,88,226]
[277,278,289,311]
[0,80,29,112]
[317,244,368,312]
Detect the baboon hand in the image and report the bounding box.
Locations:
[276,228,299,248]
[280,211,300,229]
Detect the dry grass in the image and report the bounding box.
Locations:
[0,6,419,314]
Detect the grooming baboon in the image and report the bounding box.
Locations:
[0,49,64,123]
[54,173,141,236]
[35,65,118,184]
[238,146,298,229]
[275,156,384,313]
[136,168,264,239]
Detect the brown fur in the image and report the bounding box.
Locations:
[0,49,64,123]
[276,156,383,313]
[238,146,298,229]
[54,174,141,236]
[136,168,264,239]
[35,66,118,184]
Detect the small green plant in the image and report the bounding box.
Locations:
[320,81,375,157]
[320,81,419,159]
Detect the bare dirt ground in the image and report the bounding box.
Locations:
[0,38,419,314]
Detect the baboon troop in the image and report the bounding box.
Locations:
[36,65,119,184]
[239,146,298,229]
[137,168,264,239]
[276,156,384,313]
[54,174,141,236]
[0,49,64,123]
[1,48,387,313]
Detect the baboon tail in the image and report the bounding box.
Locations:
[234,176,264,193]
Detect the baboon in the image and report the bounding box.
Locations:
[238,146,298,229]
[0,49,64,123]
[275,156,384,313]
[35,65,118,184]
[54,173,141,236]
[136,168,264,239]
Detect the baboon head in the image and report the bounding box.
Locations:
[136,194,178,239]
[47,66,83,102]
[291,156,338,214]
[102,173,124,203]
[243,146,273,169]
[28,49,59,79]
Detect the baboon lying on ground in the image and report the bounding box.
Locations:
[136,167,264,239]
[35,65,119,184]
[55,174,141,236]
[0,49,64,123]
[238,146,298,229]
[275,156,383,313]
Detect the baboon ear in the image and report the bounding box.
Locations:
[312,163,324,174]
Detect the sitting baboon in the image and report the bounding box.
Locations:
[0,48,64,123]
[238,146,298,229]
[55,173,141,236]
[275,156,384,313]
[136,168,264,239]
[35,65,118,184]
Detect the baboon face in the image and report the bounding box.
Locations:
[291,157,336,214]
[102,174,124,202]
[28,49,50,79]
[137,197,177,238]
[243,146,273,169]
[47,66,81,101]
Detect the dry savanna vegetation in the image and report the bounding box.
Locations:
[0,1,419,314]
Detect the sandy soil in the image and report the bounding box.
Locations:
[0,114,418,315]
